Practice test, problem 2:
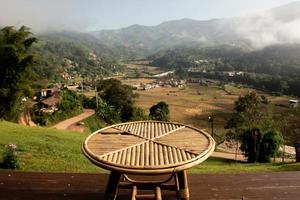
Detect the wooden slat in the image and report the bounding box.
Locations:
[84,121,214,172]
[154,128,209,154]
[87,134,145,156]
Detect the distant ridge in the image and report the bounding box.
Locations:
[91,1,300,53]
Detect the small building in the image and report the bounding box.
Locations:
[289,100,299,108]
[40,92,62,113]
[35,88,58,100]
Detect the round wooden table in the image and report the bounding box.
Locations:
[82,121,215,200]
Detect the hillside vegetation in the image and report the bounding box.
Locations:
[150,45,300,96]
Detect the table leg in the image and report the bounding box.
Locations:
[104,171,122,200]
[176,170,190,200]
[131,185,137,200]
[155,186,162,200]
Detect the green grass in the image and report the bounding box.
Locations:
[0,121,101,173]
[0,121,299,174]
[190,157,300,174]
[82,114,106,133]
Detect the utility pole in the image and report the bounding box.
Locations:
[282,134,285,163]
[81,80,84,94]
[95,76,98,109]
[208,115,214,138]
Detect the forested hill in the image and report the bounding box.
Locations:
[233,44,300,77]
[150,44,300,96]
[31,32,127,82]
[150,44,300,77]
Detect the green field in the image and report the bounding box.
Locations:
[0,121,299,173]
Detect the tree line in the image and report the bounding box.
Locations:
[150,45,300,96]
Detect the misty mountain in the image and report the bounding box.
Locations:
[38,31,143,59]
[92,1,300,53]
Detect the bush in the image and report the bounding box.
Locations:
[0,143,20,169]
[96,99,121,123]
[81,95,96,109]
[149,101,170,121]
[131,107,148,121]
[240,128,283,163]
[258,130,283,163]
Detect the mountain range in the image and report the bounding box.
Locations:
[90,1,300,55]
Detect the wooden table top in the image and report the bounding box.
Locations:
[82,121,215,174]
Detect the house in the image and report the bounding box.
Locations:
[35,88,58,100]
[40,92,62,113]
[289,100,299,108]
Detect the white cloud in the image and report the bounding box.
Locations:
[234,12,300,48]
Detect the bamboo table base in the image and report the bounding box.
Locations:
[104,170,190,200]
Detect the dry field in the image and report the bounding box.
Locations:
[124,62,163,77]
[133,81,290,138]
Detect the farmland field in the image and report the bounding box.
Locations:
[131,80,290,140]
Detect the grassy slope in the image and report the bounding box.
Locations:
[82,114,106,133]
[0,121,299,173]
[0,121,100,173]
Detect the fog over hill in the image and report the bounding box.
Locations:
[92,1,300,52]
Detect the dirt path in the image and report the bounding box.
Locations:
[52,109,95,130]
[212,151,246,161]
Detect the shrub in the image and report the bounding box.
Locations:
[149,101,170,121]
[131,107,148,121]
[258,130,283,163]
[240,128,283,163]
[81,95,96,109]
[1,143,20,169]
[96,99,121,123]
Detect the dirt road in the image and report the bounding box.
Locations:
[212,151,246,161]
[52,109,95,130]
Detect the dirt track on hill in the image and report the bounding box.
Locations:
[52,109,95,130]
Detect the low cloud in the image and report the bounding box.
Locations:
[0,0,96,33]
[234,12,300,48]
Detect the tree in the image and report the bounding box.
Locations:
[226,92,262,129]
[97,79,136,121]
[149,101,170,121]
[226,92,282,163]
[258,130,283,163]
[0,26,37,121]
[175,67,188,79]
[240,128,262,163]
[240,127,282,163]
[96,98,121,124]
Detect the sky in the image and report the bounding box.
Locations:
[0,0,298,32]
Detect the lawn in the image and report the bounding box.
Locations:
[0,120,100,173]
[190,157,300,174]
[1,121,299,173]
